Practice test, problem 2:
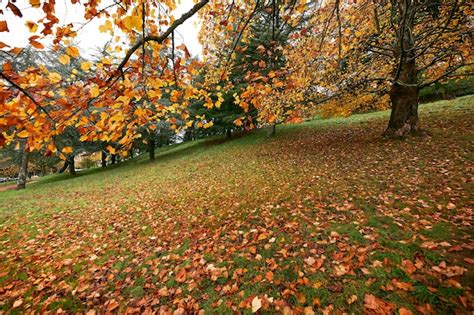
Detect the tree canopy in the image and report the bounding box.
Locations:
[0,0,472,158]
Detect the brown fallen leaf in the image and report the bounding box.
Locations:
[399,307,413,315]
[106,299,120,312]
[176,268,187,283]
[266,271,274,281]
[463,258,474,265]
[392,279,414,291]
[364,294,394,314]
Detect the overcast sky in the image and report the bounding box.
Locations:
[0,0,203,58]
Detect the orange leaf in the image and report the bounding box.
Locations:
[176,268,186,283]
[62,146,73,154]
[399,308,413,315]
[265,271,273,281]
[17,130,29,138]
[364,294,394,313]
[106,145,116,155]
[0,21,9,32]
[30,39,44,49]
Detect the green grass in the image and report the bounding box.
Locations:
[0,95,473,313]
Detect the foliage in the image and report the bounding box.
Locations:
[0,96,472,312]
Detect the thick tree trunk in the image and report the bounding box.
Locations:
[101,150,107,168]
[68,156,76,175]
[16,139,28,190]
[267,124,276,137]
[385,12,419,138]
[385,84,419,137]
[149,139,155,160]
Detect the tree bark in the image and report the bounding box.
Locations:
[68,156,76,175]
[226,129,232,138]
[111,154,116,165]
[101,150,107,167]
[384,6,419,138]
[16,139,28,190]
[385,84,419,137]
[58,161,68,173]
[149,139,155,160]
[267,124,276,137]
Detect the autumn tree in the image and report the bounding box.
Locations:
[199,0,309,134]
[280,0,472,137]
[0,0,218,187]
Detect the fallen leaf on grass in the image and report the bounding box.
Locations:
[399,307,413,315]
[12,299,23,308]
[364,294,394,314]
[252,296,262,313]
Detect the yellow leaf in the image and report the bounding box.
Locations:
[62,146,73,154]
[106,145,116,154]
[29,0,40,8]
[123,15,142,31]
[25,21,38,33]
[17,130,29,138]
[58,54,70,65]
[99,20,113,33]
[80,62,91,71]
[66,46,80,58]
[233,118,243,127]
[90,86,100,98]
[48,72,62,83]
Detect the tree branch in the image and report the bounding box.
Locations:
[107,0,209,83]
[419,62,470,89]
[0,71,55,123]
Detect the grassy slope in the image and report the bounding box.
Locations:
[0,96,473,314]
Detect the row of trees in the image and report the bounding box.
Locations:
[0,0,472,188]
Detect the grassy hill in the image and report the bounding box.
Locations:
[0,96,473,314]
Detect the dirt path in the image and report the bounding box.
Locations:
[0,184,17,192]
[0,180,36,192]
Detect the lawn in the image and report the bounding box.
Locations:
[0,96,473,314]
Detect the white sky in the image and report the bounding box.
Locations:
[0,0,203,58]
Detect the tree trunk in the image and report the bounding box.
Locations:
[58,161,69,173]
[111,154,116,165]
[68,156,76,175]
[149,139,155,160]
[101,150,107,167]
[16,139,28,190]
[385,84,419,137]
[267,124,276,137]
[226,129,232,139]
[384,3,419,138]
